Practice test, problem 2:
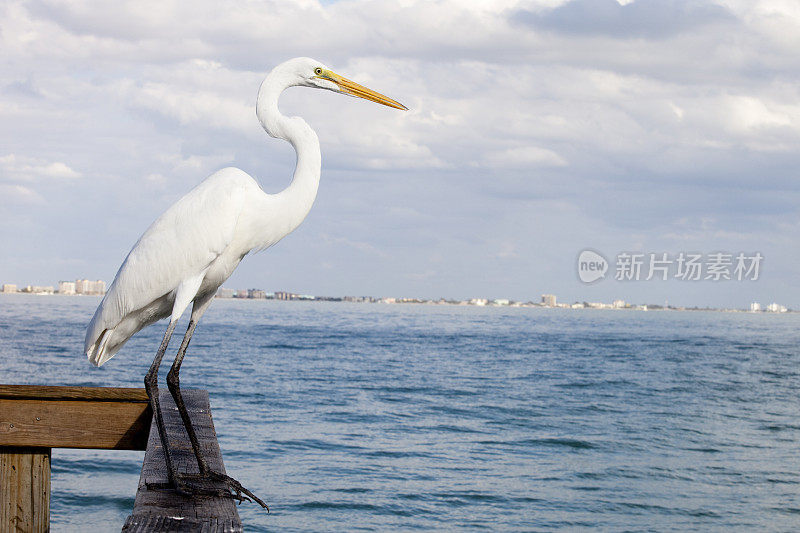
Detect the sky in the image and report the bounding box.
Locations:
[1,0,799,308]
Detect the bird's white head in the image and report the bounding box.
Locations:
[272,57,408,110]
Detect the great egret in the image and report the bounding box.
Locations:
[84,57,406,507]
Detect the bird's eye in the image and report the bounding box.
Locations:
[314,68,322,75]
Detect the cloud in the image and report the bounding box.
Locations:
[0,154,82,181]
[496,241,519,259]
[482,146,568,168]
[721,95,795,133]
[320,233,390,258]
[0,184,46,205]
[126,81,255,134]
[513,0,738,39]
[2,78,44,98]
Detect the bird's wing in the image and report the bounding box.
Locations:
[85,168,253,357]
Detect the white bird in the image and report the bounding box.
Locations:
[84,57,406,507]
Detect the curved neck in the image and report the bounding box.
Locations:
[256,69,321,234]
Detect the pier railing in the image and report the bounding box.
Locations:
[0,385,242,532]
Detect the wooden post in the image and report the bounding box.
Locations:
[0,447,50,533]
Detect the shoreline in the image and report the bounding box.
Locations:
[0,292,794,314]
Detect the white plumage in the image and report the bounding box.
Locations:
[84,57,406,366]
[86,168,256,364]
[82,57,405,506]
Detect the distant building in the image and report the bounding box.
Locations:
[275,291,298,300]
[767,303,787,313]
[248,289,266,299]
[58,281,76,295]
[216,287,235,298]
[469,298,488,306]
[750,302,761,312]
[612,299,626,309]
[235,289,248,299]
[75,279,106,295]
[541,294,557,307]
[22,285,54,294]
[2,284,17,293]
[493,299,510,306]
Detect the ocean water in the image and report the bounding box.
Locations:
[1,294,799,531]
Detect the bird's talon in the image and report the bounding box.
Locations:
[164,472,268,510]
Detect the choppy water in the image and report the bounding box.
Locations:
[1,294,799,531]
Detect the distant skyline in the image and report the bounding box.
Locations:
[2,0,799,309]
[2,276,793,312]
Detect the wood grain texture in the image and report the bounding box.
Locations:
[0,398,151,450]
[0,384,149,402]
[122,389,243,533]
[0,447,50,533]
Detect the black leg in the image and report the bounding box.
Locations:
[166,318,209,475]
[164,311,269,510]
[144,320,178,484]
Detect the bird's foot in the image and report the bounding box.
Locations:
[146,472,269,511]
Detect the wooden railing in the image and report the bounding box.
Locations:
[122,389,243,532]
[0,385,242,532]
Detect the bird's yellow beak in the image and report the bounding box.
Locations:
[316,69,408,111]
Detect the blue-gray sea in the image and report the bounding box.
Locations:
[1,294,799,531]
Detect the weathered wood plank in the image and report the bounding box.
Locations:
[0,398,151,450]
[0,385,149,402]
[0,447,50,533]
[122,390,242,533]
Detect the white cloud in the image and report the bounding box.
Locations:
[0,183,46,204]
[496,241,519,259]
[132,82,253,131]
[320,233,389,258]
[482,146,568,168]
[0,154,81,181]
[723,95,795,132]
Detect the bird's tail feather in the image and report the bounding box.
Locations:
[86,328,119,367]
